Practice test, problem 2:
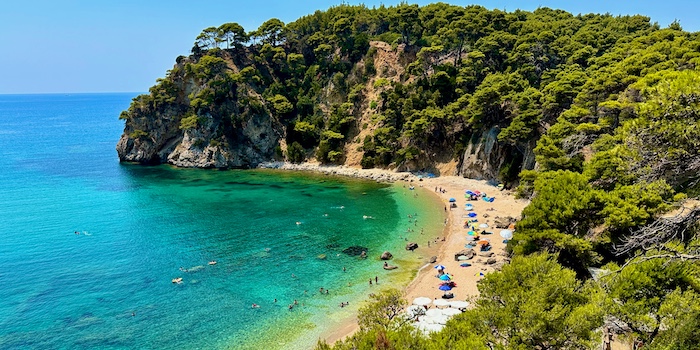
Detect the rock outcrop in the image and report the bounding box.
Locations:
[459,126,536,184]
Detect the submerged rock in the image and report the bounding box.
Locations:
[343,246,369,256]
[405,242,418,251]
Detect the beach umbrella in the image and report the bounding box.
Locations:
[433,299,451,307]
[425,308,444,317]
[448,300,469,309]
[424,323,445,332]
[438,274,451,281]
[415,321,444,334]
[425,314,450,325]
[500,229,514,240]
[464,204,473,211]
[413,297,432,306]
[438,284,453,291]
[465,190,474,195]
[467,212,477,218]
[441,308,463,316]
[448,198,456,202]
[434,264,446,270]
[407,305,426,317]
[477,240,490,245]
[479,223,489,229]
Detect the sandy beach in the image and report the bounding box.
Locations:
[403,176,529,303]
[259,163,530,346]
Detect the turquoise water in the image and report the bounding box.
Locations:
[0,94,444,349]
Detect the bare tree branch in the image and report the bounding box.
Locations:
[614,201,700,256]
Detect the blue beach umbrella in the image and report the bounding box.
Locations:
[439,284,453,291]
[449,198,456,202]
[467,212,477,218]
[434,264,446,270]
[439,274,451,281]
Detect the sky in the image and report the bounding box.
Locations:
[1,0,698,94]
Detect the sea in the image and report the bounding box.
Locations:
[0,93,445,349]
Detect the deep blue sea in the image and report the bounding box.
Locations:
[0,93,444,349]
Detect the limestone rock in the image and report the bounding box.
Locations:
[405,242,418,251]
[380,251,393,260]
[486,258,497,265]
[428,256,437,263]
[477,251,494,258]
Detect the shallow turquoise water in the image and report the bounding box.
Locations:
[0,94,443,349]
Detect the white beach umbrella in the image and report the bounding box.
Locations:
[479,223,489,229]
[422,323,445,333]
[425,308,444,317]
[407,305,426,317]
[432,299,451,307]
[448,300,469,309]
[441,308,463,316]
[500,229,514,240]
[425,314,450,325]
[412,297,432,306]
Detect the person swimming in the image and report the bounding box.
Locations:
[251,303,260,308]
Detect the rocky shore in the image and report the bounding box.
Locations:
[258,162,419,183]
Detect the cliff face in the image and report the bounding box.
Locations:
[117,52,284,168]
[459,127,536,182]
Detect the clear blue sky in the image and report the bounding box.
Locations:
[1,0,697,94]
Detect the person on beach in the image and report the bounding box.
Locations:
[374,276,378,284]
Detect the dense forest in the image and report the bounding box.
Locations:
[117,3,700,349]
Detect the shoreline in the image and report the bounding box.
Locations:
[259,162,529,346]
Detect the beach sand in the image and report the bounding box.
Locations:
[403,176,529,303]
[306,167,529,346]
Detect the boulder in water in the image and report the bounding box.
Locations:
[380,251,393,260]
[405,242,419,251]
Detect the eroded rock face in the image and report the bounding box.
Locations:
[117,105,187,164]
[459,126,536,184]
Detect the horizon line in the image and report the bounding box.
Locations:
[0,91,146,96]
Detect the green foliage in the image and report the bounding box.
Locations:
[129,129,148,139]
[267,94,293,116]
[356,288,407,331]
[603,255,700,345]
[468,253,604,349]
[286,141,305,163]
[179,114,200,130]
